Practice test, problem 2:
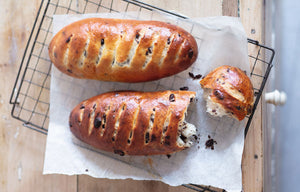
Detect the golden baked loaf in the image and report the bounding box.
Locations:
[69,91,197,156]
[49,18,198,82]
[200,65,254,121]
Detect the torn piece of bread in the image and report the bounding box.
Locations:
[200,65,254,121]
[69,90,197,156]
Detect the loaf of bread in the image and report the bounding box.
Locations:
[49,18,198,82]
[200,65,254,121]
[69,91,197,156]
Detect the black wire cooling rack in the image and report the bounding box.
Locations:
[9,0,275,191]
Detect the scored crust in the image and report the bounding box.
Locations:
[49,18,198,82]
[69,90,197,156]
[200,65,254,121]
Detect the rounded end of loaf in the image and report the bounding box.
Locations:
[200,65,254,121]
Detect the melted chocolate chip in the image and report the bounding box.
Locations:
[94,117,102,128]
[180,86,189,91]
[135,32,140,39]
[114,150,125,156]
[188,49,194,59]
[66,35,72,43]
[180,135,187,142]
[167,37,171,45]
[101,39,104,45]
[213,90,224,100]
[67,69,72,73]
[150,115,154,123]
[145,132,150,143]
[169,94,175,102]
[147,47,152,54]
[166,154,171,159]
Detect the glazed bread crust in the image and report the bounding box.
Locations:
[69,91,196,156]
[49,18,198,82]
[200,65,254,121]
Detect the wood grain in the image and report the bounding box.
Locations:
[0,0,265,191]
[240,0,264,192]
[0,0,76,192]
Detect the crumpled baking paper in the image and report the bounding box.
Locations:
[44,11,249,192]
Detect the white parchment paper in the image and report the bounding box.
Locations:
[44,11,249,192]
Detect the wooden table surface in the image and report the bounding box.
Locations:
[0,0,265,191]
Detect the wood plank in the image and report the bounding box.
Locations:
[240,0,264,192]
[0,0,77,191]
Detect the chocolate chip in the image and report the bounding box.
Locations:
[150,115,154,123]
[213,89,224,100]
[205,136,217,150]
[153,108,155,111]
[69,122,72,127]
[167,37,171,44]
[112,137,115,141]
[180,86,189,91]
[188,72,195,78]
[114,150,125,156]
[147,47,152,54]
[178,34,181,37]
[85,169,88,172]
[94,117,102,128]
[194,74,202,79]
[190,97,194,103]
[92,103,96,109]
[163,126,168,133]
[84,50,87,57]
[254,154,258,159]
[188,49,194,59]
[135,32,140,39]
[145,132,150,143]
[180,134,187,142]
[212,109,216,113]
[101,39,104,45]
[169,94,175,102]
[235,106,241,110]
[67,69,72,73]
[66,35,72,43]
[127,139,131,144]
[166,154,171,158]
[188,72,202,80]
[193,135,198,140]
[227,68,230,72]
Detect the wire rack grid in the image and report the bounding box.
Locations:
[9,0,275,191]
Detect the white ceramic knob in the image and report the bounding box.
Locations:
[265,90,287,106]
